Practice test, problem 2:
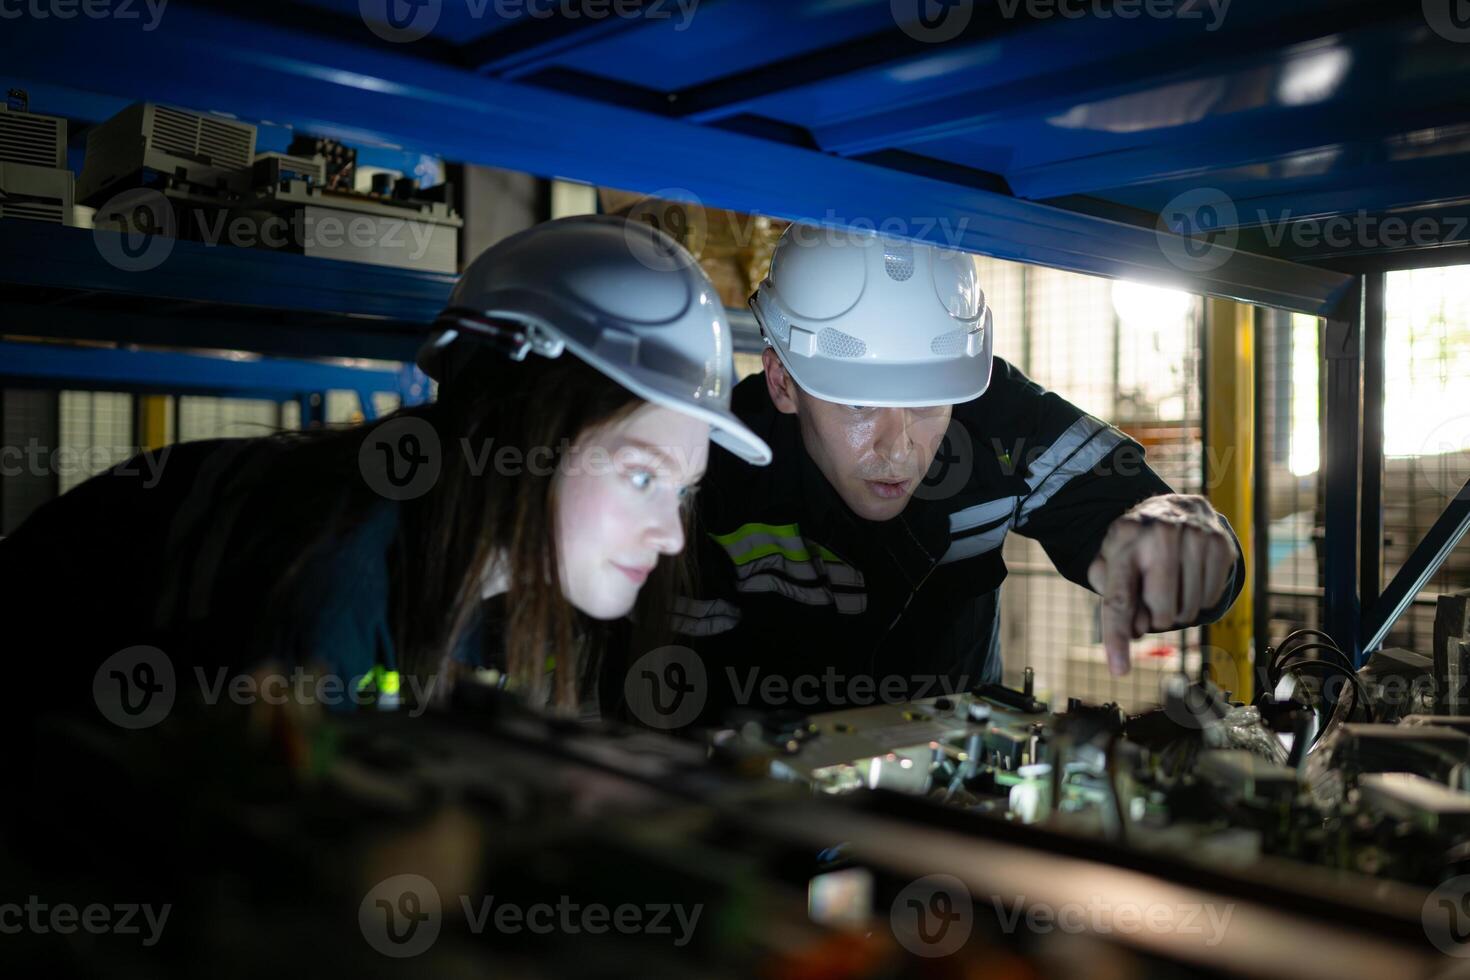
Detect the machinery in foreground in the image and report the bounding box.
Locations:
[9,614,1466,979]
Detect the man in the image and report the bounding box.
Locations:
[632,224,1243,726]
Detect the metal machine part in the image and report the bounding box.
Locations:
[10,688,1446,979]
[1436,590,1470,716]
[1329,723,1470,783]
[1356,773,1470,835]
[0,98,66,168]
[1195,750,1300,805]
[252,151,326,187]
[234,176,462,272]
[77,102,257,204]
[74,103,462,271]
[0,100,73,225]
[742,669,1470,894]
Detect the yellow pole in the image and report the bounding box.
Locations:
[138,395,169,451]
[1204,298,1254,701]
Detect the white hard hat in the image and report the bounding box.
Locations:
[750,225,994,408]
[418,215,771,466]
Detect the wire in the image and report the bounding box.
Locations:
[1275,656,1375,724]
[1269,629,1347,670]
[1268,642,1355,685]
[1275,628,1340,656]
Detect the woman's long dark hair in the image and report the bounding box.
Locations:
[248,345,689,713]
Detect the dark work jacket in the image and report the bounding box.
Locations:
[646,358,1244,726]
[0,437,489,725]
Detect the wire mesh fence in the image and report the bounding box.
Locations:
[989,259,1205,712]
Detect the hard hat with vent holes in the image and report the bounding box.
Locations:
[750,225,994,408]
[418,214,772,466]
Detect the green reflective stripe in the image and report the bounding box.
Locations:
[356,665,401,696]
[727,540,818,565]
[710,522,849,567]
[710,521,801,548]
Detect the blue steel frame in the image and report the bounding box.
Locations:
[0,341,430,421]
[1324,269,1470,664]
[1322,289,1363,661]
[4,8,1354,316]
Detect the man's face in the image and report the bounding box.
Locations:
[764,350,951,522]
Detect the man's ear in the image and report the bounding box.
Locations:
[761,348,800,415]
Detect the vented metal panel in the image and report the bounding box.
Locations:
[0,202,65,223]
[148,104,253,169]
[0,109,64,168]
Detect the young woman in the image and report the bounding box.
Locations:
[0,215,770,721]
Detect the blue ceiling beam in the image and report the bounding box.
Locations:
[5,7,1352,315]
[1006,105,1468,204]
[810,1,1402,159]
[1152,165,1470,240]
[463,1,668,78]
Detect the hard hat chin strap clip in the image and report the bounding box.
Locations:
[435,309,564,362]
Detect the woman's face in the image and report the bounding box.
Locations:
[554,403,710,619]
